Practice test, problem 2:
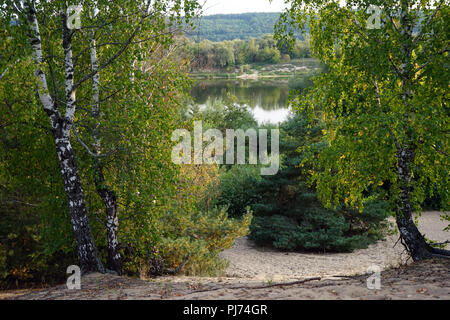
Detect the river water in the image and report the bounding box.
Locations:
[190,78,292,124]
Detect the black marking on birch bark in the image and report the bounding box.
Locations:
[30,38,40,46]
[89,32,122,275]
[390,1,437,262]
[395,145,433,261]
[24,1,104,274]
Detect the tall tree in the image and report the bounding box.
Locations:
[3,0,200,273]
[276,0,449,260]
[80,1,199,274]
[18,0,104,273]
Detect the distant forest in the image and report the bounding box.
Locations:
[183,34,311,71]
[186,12,305,42]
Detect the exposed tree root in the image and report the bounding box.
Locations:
[431,247,450,259]
[187,277,322,295]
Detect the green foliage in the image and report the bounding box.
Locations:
[204,100,390,252]
[422,182,443,211]
[157,206,252,276]
[199,99,258,132]
[0,54,77,287]
[217,166,262,217]
[245,115,389,252]
[0,0,250,286]
[184,34,312,71]
[277,1,449,229]
[0,193,76,288]
[250,200,389,252]
[250,212,367,252]
[146,163,252,277]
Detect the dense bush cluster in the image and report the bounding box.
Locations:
[0,24,250,288]
[250,201,389,252]
[185,96,395,253]
[215,115,391,252]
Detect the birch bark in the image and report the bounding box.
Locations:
[89,32,122,274]
[394,0,435,261]
[25,1,104,273]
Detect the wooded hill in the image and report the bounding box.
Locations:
[187,12,305,42]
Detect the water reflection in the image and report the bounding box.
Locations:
[252,106,291,124]
[190,79,291,124]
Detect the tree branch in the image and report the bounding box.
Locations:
[188,277,322,295]
[70,120,115,159]
[73,4,153,90]
[0,67,8,81]
[24,0,61,120]
[413,0,445,45]
[414,44,449,75]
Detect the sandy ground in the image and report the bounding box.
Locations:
[218,212,449,281]
[1,212,448,300]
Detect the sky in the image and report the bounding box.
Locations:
[201,0,288,15]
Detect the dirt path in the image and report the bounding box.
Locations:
[1,212,448,300]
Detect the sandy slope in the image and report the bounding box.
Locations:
[1,212,448,300]
[219,212,449,281]
[3,258,448,300]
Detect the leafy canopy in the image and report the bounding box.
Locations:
[275,1,449,219]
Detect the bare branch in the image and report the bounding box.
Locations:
[431,144,449,157]
[70,120,117,159]
[414,44,449,74]
[73,3,154,90]
[413,0,445,45]
[387,55,402,76]
[387,12,399,32]
[0,67,8,81]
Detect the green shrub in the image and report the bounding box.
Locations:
[222,115,391,253]
[217,166,262,217]
[250,215,300,250]
[156,207,252,276]
[422,181,444,211]
[250,206,380,253]
[0,190,76,288]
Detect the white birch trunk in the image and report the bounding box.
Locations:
[24,1,104,273]
[89,33,122,274]
[394,0,433,261]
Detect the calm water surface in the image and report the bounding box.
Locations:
[190,79,292,124]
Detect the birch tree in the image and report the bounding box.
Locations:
[277,0,449,260]
[2,0,201,273]
[79,1,199,274]
[17,0,104,273]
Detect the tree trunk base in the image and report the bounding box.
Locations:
[396,213,432,262]
[396,213,450,261]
